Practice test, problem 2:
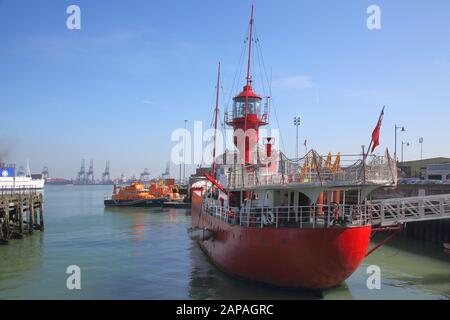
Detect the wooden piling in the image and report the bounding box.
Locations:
[404,220,450,247]
[18,199,24,234]
[0,202,6,244]
[1,203,10,244]
[33,197,38,231]
[39,194,44,231]
[28,198,34,234]
[0,191,44,244]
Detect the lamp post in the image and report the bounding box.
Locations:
[183,119,188,184]
[293,116,301,159]
[395,125,405,162]
[401,141,410,164]
[419,137,424,160]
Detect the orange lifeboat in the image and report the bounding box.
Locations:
[112,182,156,201]
[104,182,164,207]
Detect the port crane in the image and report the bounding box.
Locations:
[42,166,49,179]
[77,159,86,183]
[102,161,111,183]
[86,160,94,184]
[140,168,150,182]
[161,162,171,179]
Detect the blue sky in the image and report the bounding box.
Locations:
[1,0,449,179]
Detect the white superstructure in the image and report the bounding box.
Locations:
[0,164,45,191]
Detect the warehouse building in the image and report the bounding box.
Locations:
[398,157,450,179]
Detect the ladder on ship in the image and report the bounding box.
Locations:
[368,194,450,227]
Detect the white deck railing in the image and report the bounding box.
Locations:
[203,193,450,229]
[0,186,43,197]
[203,203,372,229]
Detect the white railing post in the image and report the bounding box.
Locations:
[313,204,316,228]
[276,208,279,228]
[247,208,250,227]
[300,207,302,228]
[261,210,264,228]
[327,206,331,228]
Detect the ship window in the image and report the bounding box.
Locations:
[233,98,262,118]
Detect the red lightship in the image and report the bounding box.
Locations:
[189,4,397,290]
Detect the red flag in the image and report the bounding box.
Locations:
[371,108,385,153]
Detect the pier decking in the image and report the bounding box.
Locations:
[0,190,44,244]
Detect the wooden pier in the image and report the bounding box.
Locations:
[0,191,44,244]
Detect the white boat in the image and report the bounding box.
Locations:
[0,163,45,191]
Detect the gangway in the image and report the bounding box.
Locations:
[368,194,450,227]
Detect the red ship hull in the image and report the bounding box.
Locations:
[191,191,371,289]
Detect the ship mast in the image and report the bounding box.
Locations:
[212,62,221,180]
[244,2,255,132]
[246,2,254,88]
[227,2,267,165]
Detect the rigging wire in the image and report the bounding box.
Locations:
[253,26,287,154]
[200,23,250,168]
[200,75,221,167]
[226,38,248,113]
[255,38,268,98]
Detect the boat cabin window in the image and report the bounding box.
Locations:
[233,97,262,118]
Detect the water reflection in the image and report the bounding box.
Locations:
[363,236,450,298]
[0,233,44,295]
[187,241,342,300]
[0,186,448,299]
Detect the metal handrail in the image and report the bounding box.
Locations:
[0,186,42,197]
[368,194,450,226]
[220,150,397,190]
[201,193,450,229]
[202,203,372,229]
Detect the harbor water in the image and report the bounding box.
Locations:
[0,185,449,300]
